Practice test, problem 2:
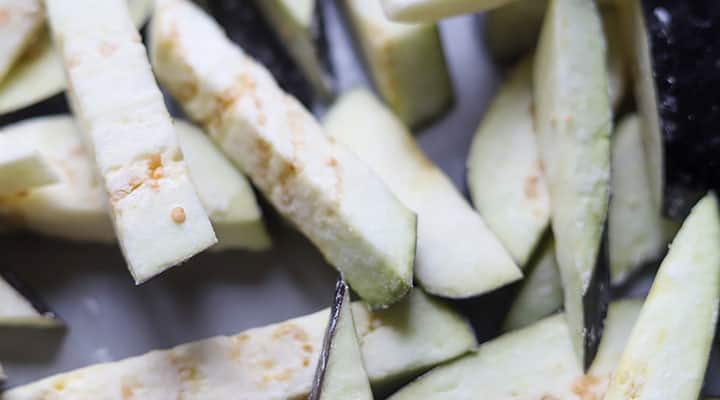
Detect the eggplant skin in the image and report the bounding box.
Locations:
[205,0,314,107]
[642,0,720,218]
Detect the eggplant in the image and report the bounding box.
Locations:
[323,89,521,299]
[485,1,628,110]
[309,280,373,400]
[4,289,475,399]
[502,235,562,331]
[205,0,322,107]
[341,0,453,129]
[152,0,417,308]
[0,115,270,251]
[0,0,152,120]
[621,0,720,219]
[252,0,335,101]
[0,270,60,328]
[381,0,515,22]
[0,140,57,196]
[389,300,642,399]
[609,114,677,284]
[467,58,550,267]
[534,0,612,369]
[45,0,218,283]
[605,194,720,400]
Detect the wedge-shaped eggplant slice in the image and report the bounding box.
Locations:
[0,0,152,116]
[0,144,57,196]
[310,280,373,400]
[0,272,59,328]
[467,58,549,267]
[0,116,269,251]
[381,0,516,22]
[534,0,612,368]
[151,0,416,307]
[389,300,642,399]
[605,194,720,400]
[609,114,674,284]
[621,0,720,219]
[0,0,44,83]
[502,235,562,331]
[5,289,475,399]
[324,89,520,297]
[253,0,334,101]
[45,0,217,283]
[486,2,627,110]
[342,0,453,129]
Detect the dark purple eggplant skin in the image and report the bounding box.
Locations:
[205,0,332,108]
[642,0,720,218]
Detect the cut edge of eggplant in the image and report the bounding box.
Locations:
[0,270,62,327]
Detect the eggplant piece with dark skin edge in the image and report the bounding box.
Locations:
[205,0,333,107]
[309,278,373,400]
[629,0,720,219]
[0,269,61,327]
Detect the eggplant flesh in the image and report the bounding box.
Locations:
[0,270,59,327]
[641,0,720,218]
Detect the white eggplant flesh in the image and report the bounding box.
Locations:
[381,0,518,23]
[0,0,44,83]
[311,282,373,400]
[502,236,562,331]
[5,290,475,399]
[485,2,627,110]
[45,0,217,283]
[0,144,57,196]
[175,121,271,251]
[343,0,452,128]
[0,116,269,251]
[605,194,720,400]
[609,114,671,284]
[324,89,520,298]
[0,275,59,328]
[0,0,153,115]
[467,58,550,267]
[533,0,612,364]
[619,0,663,212]
[151,0,416,307]
[389,300,642,399]
[253,0,334,100]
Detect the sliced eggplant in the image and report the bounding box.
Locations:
[309,280,373,400]
[389,300,642,399]
[0,0,44,83]
[621,0,720,219]
[0,0,153,116]
[0,144,57,196]
[253,0,335,101]
[502,235,562,331]
[609,114,673,284]
[534,0,612,368]
[151,0,416,307]
[342,0,453,128]
[380,0,516,23]
[0,271,59,327]
[45,0,218,283]
[0,115,270,251]
[204,0,315,107]
[467,58,549,267]
[324,89,520,298]
[485,2,627,110]
[5,289,475,399]
[605,194,720,400]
